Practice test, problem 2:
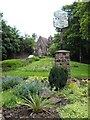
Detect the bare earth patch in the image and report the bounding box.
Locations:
[2,96,70,120]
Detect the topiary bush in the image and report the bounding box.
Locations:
[48,65,68,90]
[2,76,23,91]
[1,59,26,72]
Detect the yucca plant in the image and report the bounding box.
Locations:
[20,92,52,113]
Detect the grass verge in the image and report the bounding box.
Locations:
[1,57,89,78]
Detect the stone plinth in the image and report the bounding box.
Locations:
[55,50,71,78]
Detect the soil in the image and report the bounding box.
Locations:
[2,96,70,120]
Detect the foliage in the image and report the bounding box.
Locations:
[1,14,35,60]
[48,65,68,90]
[49,34,60,57]
[2,76,23,91]
[57,101,88,118]
[48,43,57,57]
[1,59,26,72]
[1,90,25,108]
[2,19,20,60]
[14,80,42,99]
[57,82,88,118]
[20,93,51,113]
[32,33,37,40]
[74,2,90,41]
[51,2,90,63]
[62,2,90,63]
[20,34,35,55]
[60,82,88,103]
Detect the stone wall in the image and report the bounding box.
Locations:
[55,50,71,78]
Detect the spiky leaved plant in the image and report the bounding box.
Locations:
[20,92,52,113]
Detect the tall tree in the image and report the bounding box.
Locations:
[62,1,89,63]
[49,34,60,57]
[32,33,37,40]
[2,19,20,59]
[20,34,35,54]
[1,14,36,60]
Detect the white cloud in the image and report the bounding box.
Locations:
[0,0,77,38]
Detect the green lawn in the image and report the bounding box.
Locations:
[1,57,89,78]
[70,61,89,78]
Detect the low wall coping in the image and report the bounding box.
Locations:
[55,50,70,53]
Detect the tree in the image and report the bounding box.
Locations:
[2,19,20,59]
[0,13,3,60]
[32,33,37,40]
[49,43,57,57]
[48,34,60,57]
[20,34,35,55]
[1,14,36,60]
[62,1,89,63]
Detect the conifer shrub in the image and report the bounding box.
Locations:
[48,65,68,90]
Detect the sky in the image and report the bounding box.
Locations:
[0,0,79,38]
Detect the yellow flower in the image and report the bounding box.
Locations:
[82,79,85,82]
[85,79,88,83]
[69,82,77,89]
[82,79,89,83]
[35,76,39,80]
[25,79,30,83]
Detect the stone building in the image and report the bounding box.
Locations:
[35,36,52,56]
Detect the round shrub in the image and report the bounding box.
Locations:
[1,59,26,72]
[48,65,68,90]
[2,76,23,90]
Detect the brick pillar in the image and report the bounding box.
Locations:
[55,50,71,78]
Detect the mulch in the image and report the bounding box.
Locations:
[2,96,70,120]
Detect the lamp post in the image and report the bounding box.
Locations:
[53,10,68,49]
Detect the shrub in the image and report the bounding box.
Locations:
[14,80,42,98]
[26,56,40,63]
[48,65,68,90]
[1,59,26,72]
[2,76,23,91]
